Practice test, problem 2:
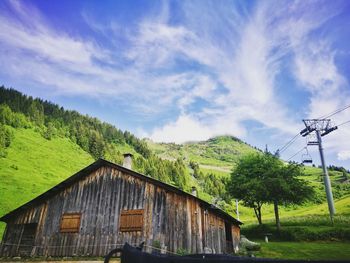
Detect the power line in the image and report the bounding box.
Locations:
[279,118,348,160]
[276,103,350,154]
[318,104,350,119]
[287,146,306,161]
[276,133,301,155]
[338,120,350,127]
[279,133,300,152]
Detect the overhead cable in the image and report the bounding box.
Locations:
[318,104,350,119]
[277,133,301,154]
[338,120,350,127]
[287,146,306,162]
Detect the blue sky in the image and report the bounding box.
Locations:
[1,0,350,168]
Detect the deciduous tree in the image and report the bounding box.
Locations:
[227,152,314,229]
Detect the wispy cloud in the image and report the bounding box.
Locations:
[338,150,350,161]
[284,1,350,159]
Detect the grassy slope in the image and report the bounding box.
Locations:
[255,241,350,260]
[0,127,94,237]
[148,136,257,168]
[239,195,350,225]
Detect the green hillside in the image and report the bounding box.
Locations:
[148,135,258,169]
[0,126,94,237]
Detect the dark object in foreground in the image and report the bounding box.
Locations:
[104,242,144,263]
[105,243,350,263]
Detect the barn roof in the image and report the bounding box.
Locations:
[0,159,242,225]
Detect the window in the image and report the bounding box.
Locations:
[119,209,144,232]
[60,213,81,233]
[19,223,37,256]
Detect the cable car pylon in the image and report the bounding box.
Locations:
[300,119,337,224]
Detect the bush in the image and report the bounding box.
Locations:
[0,104,31,128]
[176,248,189,255]
[0,124,14,150]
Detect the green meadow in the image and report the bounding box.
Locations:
[0,127,93,237]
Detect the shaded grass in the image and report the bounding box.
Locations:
[254,240,350,260]
[274,214,350,227]
[243,224,350,242]
[239,195,350,224]
[242,213,350,242]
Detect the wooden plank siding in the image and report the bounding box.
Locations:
[231,224,241,253]
[0,165,240,257]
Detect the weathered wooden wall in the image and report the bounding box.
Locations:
[231,225,241,253]
[1,166,240,257]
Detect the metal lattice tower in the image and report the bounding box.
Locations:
[300,119,337,223]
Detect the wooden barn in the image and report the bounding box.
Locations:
[0,155,241,257]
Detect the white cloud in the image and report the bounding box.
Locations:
[146,0,302,142]
[149,114,246,144]
[338,151,350,161]
[0,2,108,69]
[149,115,213,143]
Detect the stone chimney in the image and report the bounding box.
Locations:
[122,153,133,170]
[191,186,197,197]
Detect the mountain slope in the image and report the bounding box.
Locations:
[148,135,259,172]
[0,85,192,192]
[0,126,94,237]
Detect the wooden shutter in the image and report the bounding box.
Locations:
[119,209,144,232]
[60,213,81,233]
[210,216,216,226]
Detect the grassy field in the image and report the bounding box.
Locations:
[0,127,94,238]
[238,195,350,224]
[242,215,350,244]
[254,240,350,260]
